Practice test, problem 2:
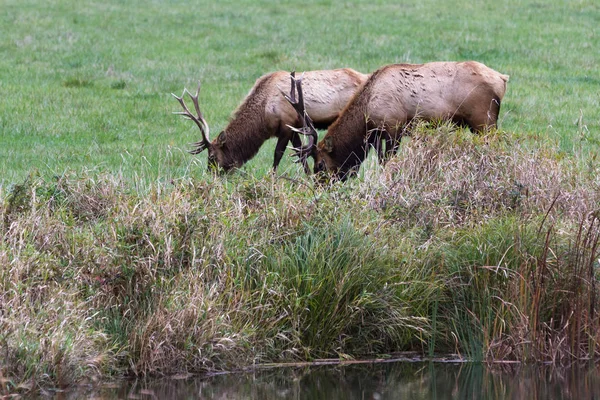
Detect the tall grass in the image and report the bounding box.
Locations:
[1,125,599,395]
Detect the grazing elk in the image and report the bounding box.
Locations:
[289,61,509,180]
[172,69,368,173]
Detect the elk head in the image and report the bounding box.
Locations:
[172,83,226,171]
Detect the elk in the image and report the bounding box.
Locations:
[172,69,368,173]
[289,61,509,180]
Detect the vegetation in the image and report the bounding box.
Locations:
[2,125,599,394]
[1,0,599,395]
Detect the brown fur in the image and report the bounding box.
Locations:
[311,61,509,179]
[199,69,368,171]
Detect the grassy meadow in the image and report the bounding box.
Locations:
[1,0,599,184]
[1,0,600,394]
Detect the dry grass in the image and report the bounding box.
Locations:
[1,126,599,395]
[363,124,599,229]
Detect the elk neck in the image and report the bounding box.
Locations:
[215,74,274,167]
[321,68,385,171]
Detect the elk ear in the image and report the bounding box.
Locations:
[323,136,334,153]
[216,131,226,145]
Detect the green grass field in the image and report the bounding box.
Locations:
[1,0,598,186]
[1,0,600,395]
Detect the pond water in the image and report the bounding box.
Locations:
[49,360,600,399]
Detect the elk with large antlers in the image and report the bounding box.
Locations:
[289,61,509,180]
[172,69,368,172]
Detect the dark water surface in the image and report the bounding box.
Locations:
[51,361,600,399]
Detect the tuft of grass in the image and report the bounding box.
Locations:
[245,220,430,360]
[62,77,94,88]
[110,80,127,90]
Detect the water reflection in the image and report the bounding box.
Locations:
[54,361,600,399]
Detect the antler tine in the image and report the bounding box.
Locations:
[187,82,207,129]
[293,75,318,160]
[172,82,211,153]
[188,139,208,154]
[192,84,211,142]
[292,127,317,160]
[286,126,316,165]
[289,71,296,102]
[288,73,313,129]
[282,70,298,107]
[282,72,319,169]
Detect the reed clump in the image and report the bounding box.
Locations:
[1,125,599,394]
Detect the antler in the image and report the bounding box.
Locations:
[172,82,211,154]
[283,72,318,166]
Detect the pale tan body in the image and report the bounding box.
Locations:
[365,61,509,134]
[310,62,509,178]
[194,69,368,171]
[268,69,369,128]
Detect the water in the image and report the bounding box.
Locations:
[50,361,600,399]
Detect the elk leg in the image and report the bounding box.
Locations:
[385,135,401,160]
[367,129,385,164]
[375,133,385,164]
[273,135,290,171]
[376,139,385,164]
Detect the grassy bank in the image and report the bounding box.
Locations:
[1,126,599,394]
